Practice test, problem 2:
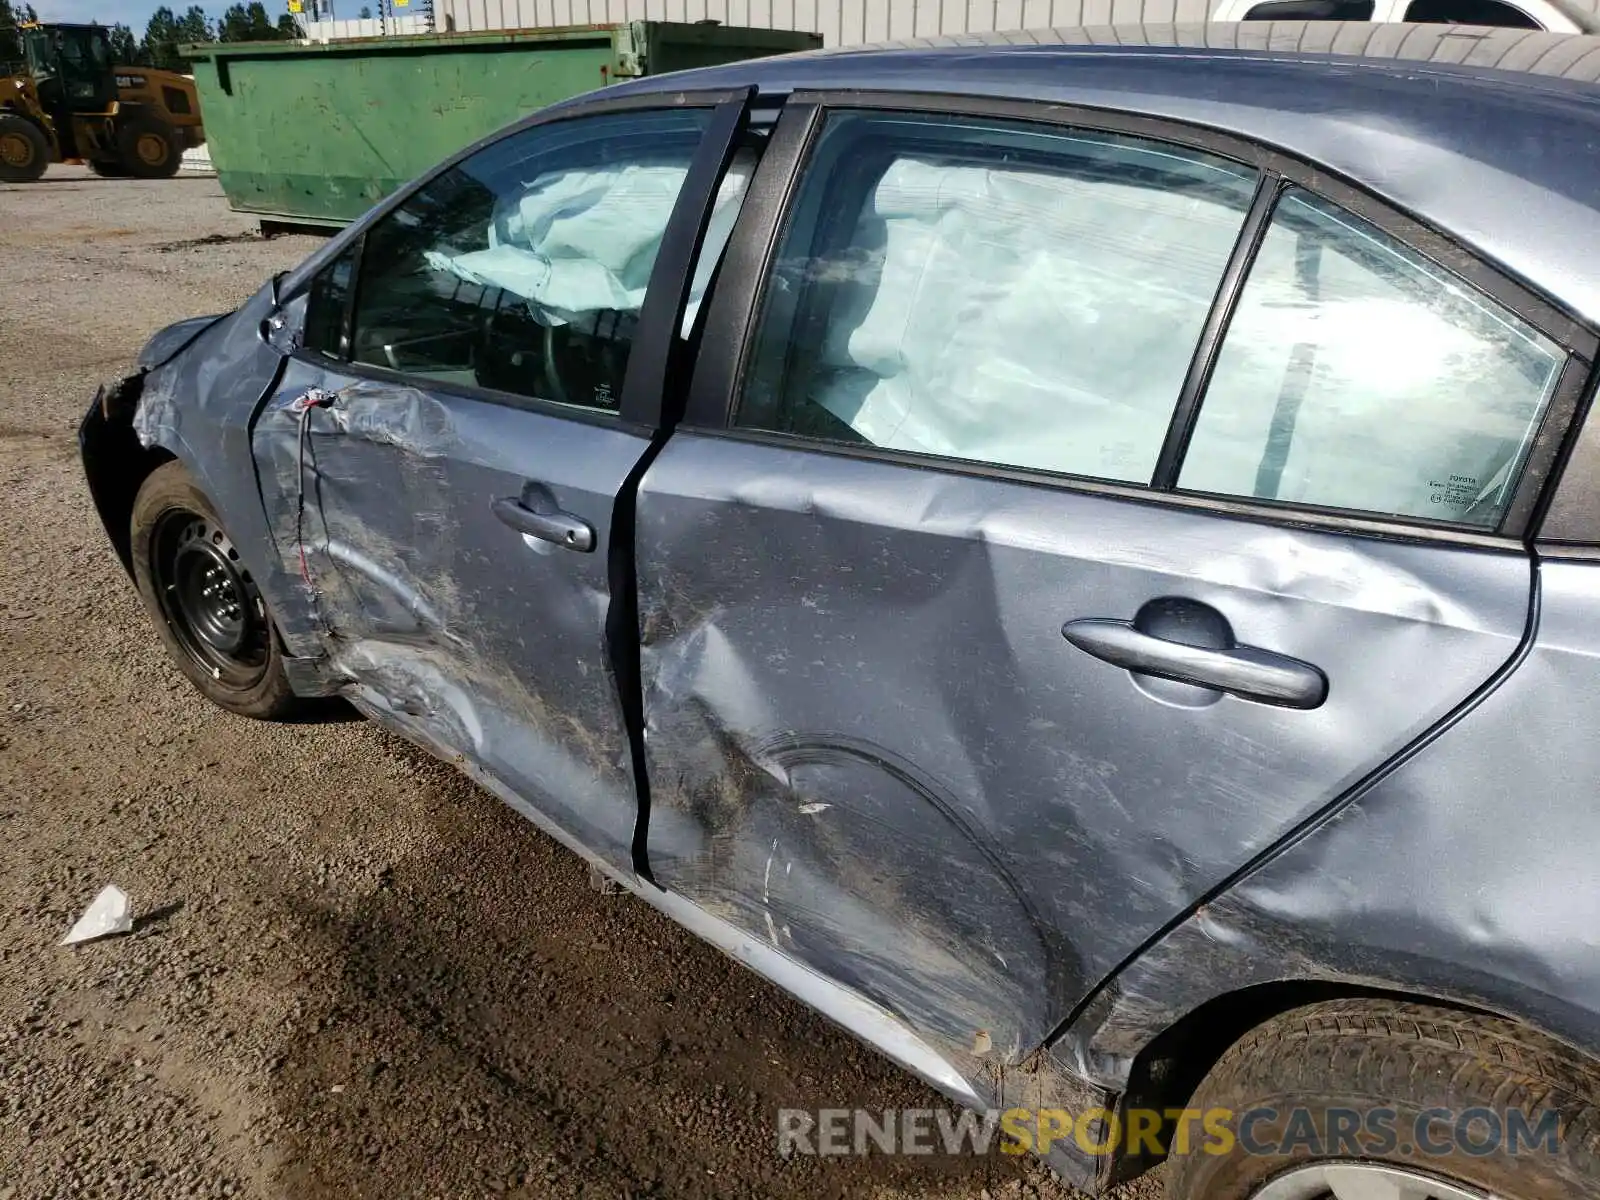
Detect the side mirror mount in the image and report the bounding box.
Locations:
[262,290,308,356]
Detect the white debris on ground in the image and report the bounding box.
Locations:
[59,884,134,946]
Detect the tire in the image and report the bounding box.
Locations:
[1168,999,1600,1200]
[116,113,180,179]
[0,113,49,184]
[130,461,301,719]
[88,158,129,178]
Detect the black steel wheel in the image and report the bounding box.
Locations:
[150,508,269,686]
[130,460,301,719]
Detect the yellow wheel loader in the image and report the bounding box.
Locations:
[0,22,205,183]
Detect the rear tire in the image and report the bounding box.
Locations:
[116,113,180,179]
[88,158,129,178]
[0,114,49,184]
[130,461,301,720]
[1168,999,1600,1200]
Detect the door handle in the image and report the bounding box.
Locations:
[492,496,595,553]
[1062,617,1327,709]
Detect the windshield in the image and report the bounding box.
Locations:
[21,29,51,75]
[57,27,111,72]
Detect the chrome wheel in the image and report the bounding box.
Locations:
[1255,1163,1499,1200]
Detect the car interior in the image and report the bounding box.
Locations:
[348,125,706,412]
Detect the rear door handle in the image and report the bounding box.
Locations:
[1062,617,1328,709]
[492,496,595,553]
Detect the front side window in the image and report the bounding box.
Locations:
[737,111,1260,483]
[303,245,355,359]
[341,108,715,412]
[1180,189,1565,527]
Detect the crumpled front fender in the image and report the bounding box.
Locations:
[135,312,228,372]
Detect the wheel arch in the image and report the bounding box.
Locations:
[1101,979,1508,1186]
[79,371,177,575]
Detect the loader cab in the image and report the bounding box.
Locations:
[3,18,191,181]
[22,23,117,117]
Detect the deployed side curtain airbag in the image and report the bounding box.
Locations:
[423,159,753,334]
[807,156,1249,482]
[424,164,689,326]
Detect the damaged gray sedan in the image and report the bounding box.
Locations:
[80,23,1600,1199]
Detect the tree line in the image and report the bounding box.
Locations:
[1,0,314,74]
[117,4,303,70]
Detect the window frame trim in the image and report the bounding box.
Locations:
[1531,358,1600,549]
[1151,173,1283,491]
[684,424,1526,551]
[682,88,1597,545]
[283,86,755,433]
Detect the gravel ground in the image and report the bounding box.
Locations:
[0,167,1165,1200]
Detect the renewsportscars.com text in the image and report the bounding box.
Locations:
[777,1106,1562,1158]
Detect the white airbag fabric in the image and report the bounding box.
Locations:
[424,163,685,325]
[423,159,751,333]
[807,156,1247,482]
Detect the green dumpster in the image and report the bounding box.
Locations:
[183,21,819,228]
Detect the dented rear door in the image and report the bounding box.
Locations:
[251,92,754,876]
[632,97,1567,1075]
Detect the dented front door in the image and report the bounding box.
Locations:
[257,358,653,871]
[251,95,754,876]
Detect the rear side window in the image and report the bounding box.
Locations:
[1180,188,1565,527]
[735,111,1260,484]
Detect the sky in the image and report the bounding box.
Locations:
[34,0,299,33]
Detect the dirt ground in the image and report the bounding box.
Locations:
[0,167,1164,1200]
